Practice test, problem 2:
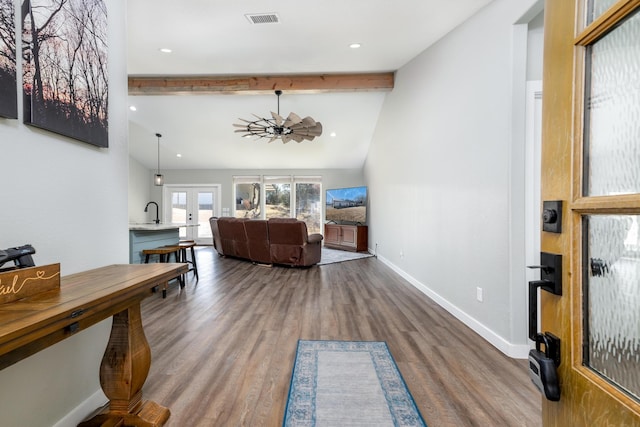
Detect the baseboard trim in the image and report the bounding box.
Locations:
[375,254,530,359]
[52,389,107,427]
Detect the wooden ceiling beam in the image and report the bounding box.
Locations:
[128,72,394,95]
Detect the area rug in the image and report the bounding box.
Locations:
[317,247,374,265]
[283,340,427,427]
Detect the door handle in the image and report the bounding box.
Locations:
[527,252,562,339]
[527,252,562,401]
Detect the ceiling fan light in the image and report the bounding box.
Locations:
[233,91,322,143]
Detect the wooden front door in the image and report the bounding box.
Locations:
[541,0,640,425]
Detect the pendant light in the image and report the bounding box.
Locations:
[154,133,164,186]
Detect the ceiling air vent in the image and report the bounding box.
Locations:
[245,13,280,24]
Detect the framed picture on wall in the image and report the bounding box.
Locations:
[22,0,108,147]
[0,0,17,119]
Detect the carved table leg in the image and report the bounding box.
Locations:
[79,303,170,427]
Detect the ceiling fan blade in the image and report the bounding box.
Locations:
[283,112,302,127]
[252,113,269,122]
[233,123,249,127]
[291,134,304,143]
[268,136,278,143]
[282,134,292,144]
[300,116,317,127]
[237,118,254,123]
[305,122,322,137]
[271,111,284,126]
[288,117,318,131]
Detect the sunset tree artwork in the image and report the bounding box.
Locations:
[22,0,108,147]
[0,0,17,119]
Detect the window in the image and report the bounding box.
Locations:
[234,176,261,219]
[233,175,322,233]
[295,176,322,234]
[264,176,291,219]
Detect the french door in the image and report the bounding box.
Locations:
[541,0,640,425]
[163,185,220,245]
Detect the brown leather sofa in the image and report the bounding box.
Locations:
[209,217,323,267]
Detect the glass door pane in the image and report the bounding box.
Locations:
[170,190,188,240]
[584,215,640,400]
[581,7,640,403]
[196,191,214,241]
[587,0,619,24]
[583,10,640,196]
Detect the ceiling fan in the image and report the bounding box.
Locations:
[233,90,323,143]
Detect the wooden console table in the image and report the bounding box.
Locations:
[0,263,187,427]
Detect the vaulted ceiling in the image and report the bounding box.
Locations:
[127,0,494,170]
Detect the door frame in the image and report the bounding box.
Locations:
[525,80,543,336]
[162,184,221,244]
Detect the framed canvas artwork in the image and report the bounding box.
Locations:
[0,0,17,119]
[22,0,108,147]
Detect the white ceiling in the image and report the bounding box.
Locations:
[127,0,493,170]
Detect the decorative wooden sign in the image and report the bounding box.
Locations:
[0,264,60,305]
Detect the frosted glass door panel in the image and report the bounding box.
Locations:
[587,0,619,24]
[585,215,640,400]
[584,11,640,196]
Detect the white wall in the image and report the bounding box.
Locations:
[0,1,128,425]
[129,155,152,223]
[364,0,540,357]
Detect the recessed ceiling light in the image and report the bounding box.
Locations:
[176,154,182,158]
[159,48,172,53]
[349,43,361,49]
[330,132,337,137]
[129,105,137,111]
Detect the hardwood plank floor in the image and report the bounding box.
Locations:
[140,247,541,426]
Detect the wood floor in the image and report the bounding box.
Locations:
[140,247,541,427]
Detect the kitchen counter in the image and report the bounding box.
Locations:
[128,223,186,231]
[129,224,201,263]
[129,225,181,263]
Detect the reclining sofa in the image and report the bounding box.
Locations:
[209,217,323,267]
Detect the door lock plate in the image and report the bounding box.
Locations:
[542,200,562,233]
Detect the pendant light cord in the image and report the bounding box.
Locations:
[156,133,161,174]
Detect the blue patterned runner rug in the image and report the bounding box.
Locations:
[283,340,427,427]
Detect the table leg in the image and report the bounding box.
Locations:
[79,303,170,427]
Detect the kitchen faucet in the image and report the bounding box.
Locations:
[144,201,160,224]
